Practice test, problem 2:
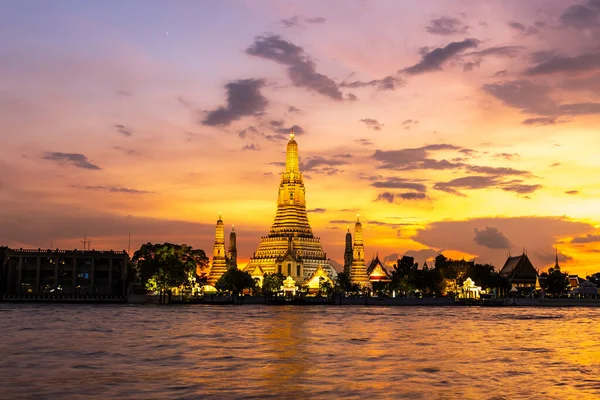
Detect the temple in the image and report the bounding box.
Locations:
[207,214,232,286]
[243,129,337,283]
[349,216,369,287]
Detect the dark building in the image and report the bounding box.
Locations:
[499,253,539,291]
[1,248,129,299]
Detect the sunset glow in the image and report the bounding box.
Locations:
[2,0,600,275]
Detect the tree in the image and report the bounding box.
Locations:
[132,242,208,303]
[215,268,256,295]
[262,273,285,297]
[318,276,333,296]
[335,272,351,292]
[542,265,569,296]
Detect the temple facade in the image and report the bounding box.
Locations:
[349,216,369,287]
[243,130,336,283]
[207,214,229,286]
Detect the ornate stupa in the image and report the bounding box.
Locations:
[343,226,353,276]
[243,129,337,283]
[227,226,237,270]
[350,215,369,287]
[207,214,228,286]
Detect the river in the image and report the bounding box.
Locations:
[1,304,599,399]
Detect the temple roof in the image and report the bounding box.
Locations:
[304,265,334,289]
[500,254,538,282]
[368,258,392,282]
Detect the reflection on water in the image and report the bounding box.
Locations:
[1,305,600,399]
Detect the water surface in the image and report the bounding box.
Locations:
[1,304,599,399]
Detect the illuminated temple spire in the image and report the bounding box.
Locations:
[350,215,368,286]
[343,226,353,276]
[208,213,228,286]
[228,225,237,270]
[244,128,336,282]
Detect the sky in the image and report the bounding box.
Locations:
[1,0,600,276]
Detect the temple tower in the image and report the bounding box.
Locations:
[228,226,237,270]
[208,214,228,286]
[350,215,368,286]
[343,227,353,276]
[244,129,336,282]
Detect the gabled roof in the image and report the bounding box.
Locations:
[499,254,538,282]
[369,263,392,282]
[305,265,334,289]
[367,255,385,275]
[249,265,265,277]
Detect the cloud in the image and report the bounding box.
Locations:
[473,226,511,249]
[280,16,302,28]
[507,21,540,35]
[112,146,139,156]
[355,138,374,146]
[463,61,480,72]
[360,118,384,131]
[535,251,572,264]
[370,177,427,192]
[272,124,305,135]
[413,217,595,270]
[376,192,427,202]
[305,17,326,24]
[494,153,519,160]
[114,124,132,137]
[522,117,557,126]
[571,233,600,243]
[403,38,479,75]
[242,143,261,151]
[426,17,469,36]
[43,152,101,170]
[434,176,541,196]
[246,34,344,100]
[339,76,402,91]
[526,52,600,75]
[560,2,600,29]
[373,144,461,169]
[565,190,579,195]
[280,16,326,28]
[484,80,600,117]
[288,106,301,113]
[466,46,523,58]
[434,176,499,196]
[557,103,600,115]
[202,79,268,126]
[482,80,558,116]
[75,185,154,195]
[300,156,348,174]
[402,249,441,266]
[239,126,259,138]
[307,208,327,213]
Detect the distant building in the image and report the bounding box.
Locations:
[367,255,392,284]
[1,248,128,298]
[499,252,539,292]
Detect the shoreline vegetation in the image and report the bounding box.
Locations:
[3,242,599,306]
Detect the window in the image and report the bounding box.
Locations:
[278,265,282,274]
[287,263,292,276]
[297,265,301,276]
[290,192,294,200]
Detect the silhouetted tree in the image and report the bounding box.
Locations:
[215,268,256,296]
[132,243,207,303]
[541,265,569,296]
[262,273,285,297]
[335,272,351,292]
